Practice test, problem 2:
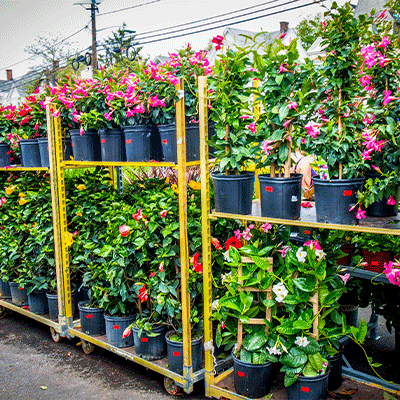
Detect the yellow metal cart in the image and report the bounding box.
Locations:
[198,75,400,399]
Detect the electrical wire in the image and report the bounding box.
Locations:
[97,0,161,17]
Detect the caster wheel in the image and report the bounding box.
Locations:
[50,327,61,343]
[163,377,183,395]
[81,339,95,355]
[0,306,6,319]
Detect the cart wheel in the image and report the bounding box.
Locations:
[163,377,183,396]
[50,327,61,343]
[81,339,95,355]
[0,305,6,319]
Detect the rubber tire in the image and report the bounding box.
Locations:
[81,339,95,355]
[0,305,6,319]
[50,327,61,343]
[163,377,183,396]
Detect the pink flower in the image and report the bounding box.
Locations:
[278,245,291,258]
[246,122,256,134]
[241,226,253,241]
[119,225,130,237]
[122,326,132,338]
[148,271,156,278]
[139,285,148,303]
[304,240,321,250]
[221,321,226,330]
[278,63,290,73]
[377,36,390,50]
[359,75,372,87]
[283,120,291,128]
[288,101,298,110]
[234,230,242,240]
[339,273,350,285]
[211,237,223,250]
[383,261,400,286]
[239,115,251,119]
[304,122,322,138]
[383,90,396,106]
[261,223,272,233]
[261,140,273,156]
[134,208,143,221]
[355,206,366,220]
[301,202,313,208]
[387,196,396,206]
[159,262,164,272]
[0,197,6,206]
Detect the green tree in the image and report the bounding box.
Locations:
[294,13,322,50]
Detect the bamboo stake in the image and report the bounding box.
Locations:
[270,162,276,178]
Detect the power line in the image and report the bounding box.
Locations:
[97,0,161,17]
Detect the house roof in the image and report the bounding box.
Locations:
[207,26,308,65]
[354,0,395,20]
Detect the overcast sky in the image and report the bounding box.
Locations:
[0,0,349,80]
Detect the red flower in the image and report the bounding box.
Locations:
[160,210,167,218]
[211,238,222,250]
[225,236,242,250]
[139,284,148,303]
[148,271,156,278]
[119,224,130,237]
[212,35,224,50]
[191,252,203,273]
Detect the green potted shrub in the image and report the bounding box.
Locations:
[254,36,313,220]
[0,104,18,166]
[300,2,373,225]
[208,38,261,215]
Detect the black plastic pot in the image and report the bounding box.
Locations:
[104,314,135,348]
[258,173,302,219]
[70,129,101,161]
[0,279,11,298]
[158,123,199,162]
[328,352,343,391]
[166,331,203,375]
[133,324,167,360]
[19,139,42,167]
[0,142,11,167]
[99,128,125,162]
[9,282,28,306]
[38,137,73,167]
[47,291,77,320]
[361,249,392,274]
[150,124,163,161]
[286,372,329,400]
[233,353,274,398]
[27,290,49,314]
[78,301,106,336]
[339,304,359,327]
[123,125,151,162]
[365,173,398,217]
[211,171,254,215]
[313,177,364,225]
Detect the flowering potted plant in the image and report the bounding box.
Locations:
[300,2,371,225]
[355,10,400,217]
[208,38,261,215]
[254,36,313,220]
[0,104,18,166]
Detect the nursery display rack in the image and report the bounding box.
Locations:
[197,76,400,400]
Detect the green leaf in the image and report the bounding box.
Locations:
[303,361,318,377]
[308,352,323,371]
[284,372,298,387]
[280,347,308,368]
[242,331,268,351]
[293,276,317,292]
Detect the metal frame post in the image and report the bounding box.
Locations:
[46,105,73,334]
[175,81,193,393]
[198,76,214,397]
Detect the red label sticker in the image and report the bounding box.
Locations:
[86,314,93,319]
[304,230,311,235]
[101,139,106,143]
[47,147,49,151]
[126,139,132,144]
[343,190,352,196]
[113,325,120,330]
[19,287,24,291]
[301,387,310,393]
[162,139,168,144]
[141,338,149,343]
[173,351,180,357]
[265,186,273,192]
[238,371,245,377]
[71,142,75,147]
[371,261,379,266]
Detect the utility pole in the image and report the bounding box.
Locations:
[91,0,98,71]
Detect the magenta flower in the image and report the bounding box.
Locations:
[246,122,256,134]
[234,230,242,240]
[119,225,130,237]
[383,90,396,106]
[304,122,322,139]
[212,35,224,51]
[387,196,396,206]
[377,36,390,50]
[355,206,366,220]
[301,201,313,208]
[278,63,290,73]
[359,75,372,87]
[288,101,298,110]
[283,120,291,128]
[261,140,273,156]
[383,261,400,286]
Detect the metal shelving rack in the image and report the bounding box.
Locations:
[198,76,400,399]
[0,80,202,394]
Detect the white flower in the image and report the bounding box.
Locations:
[273,282,288,301]
[212,299,219,310]
[267,344,282,356]
[296,247,307,263]
[221,271,232,284]
[315,249,326,261]
[275,292,288,302]
[223,251,232,263]
[294,336,309,347]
